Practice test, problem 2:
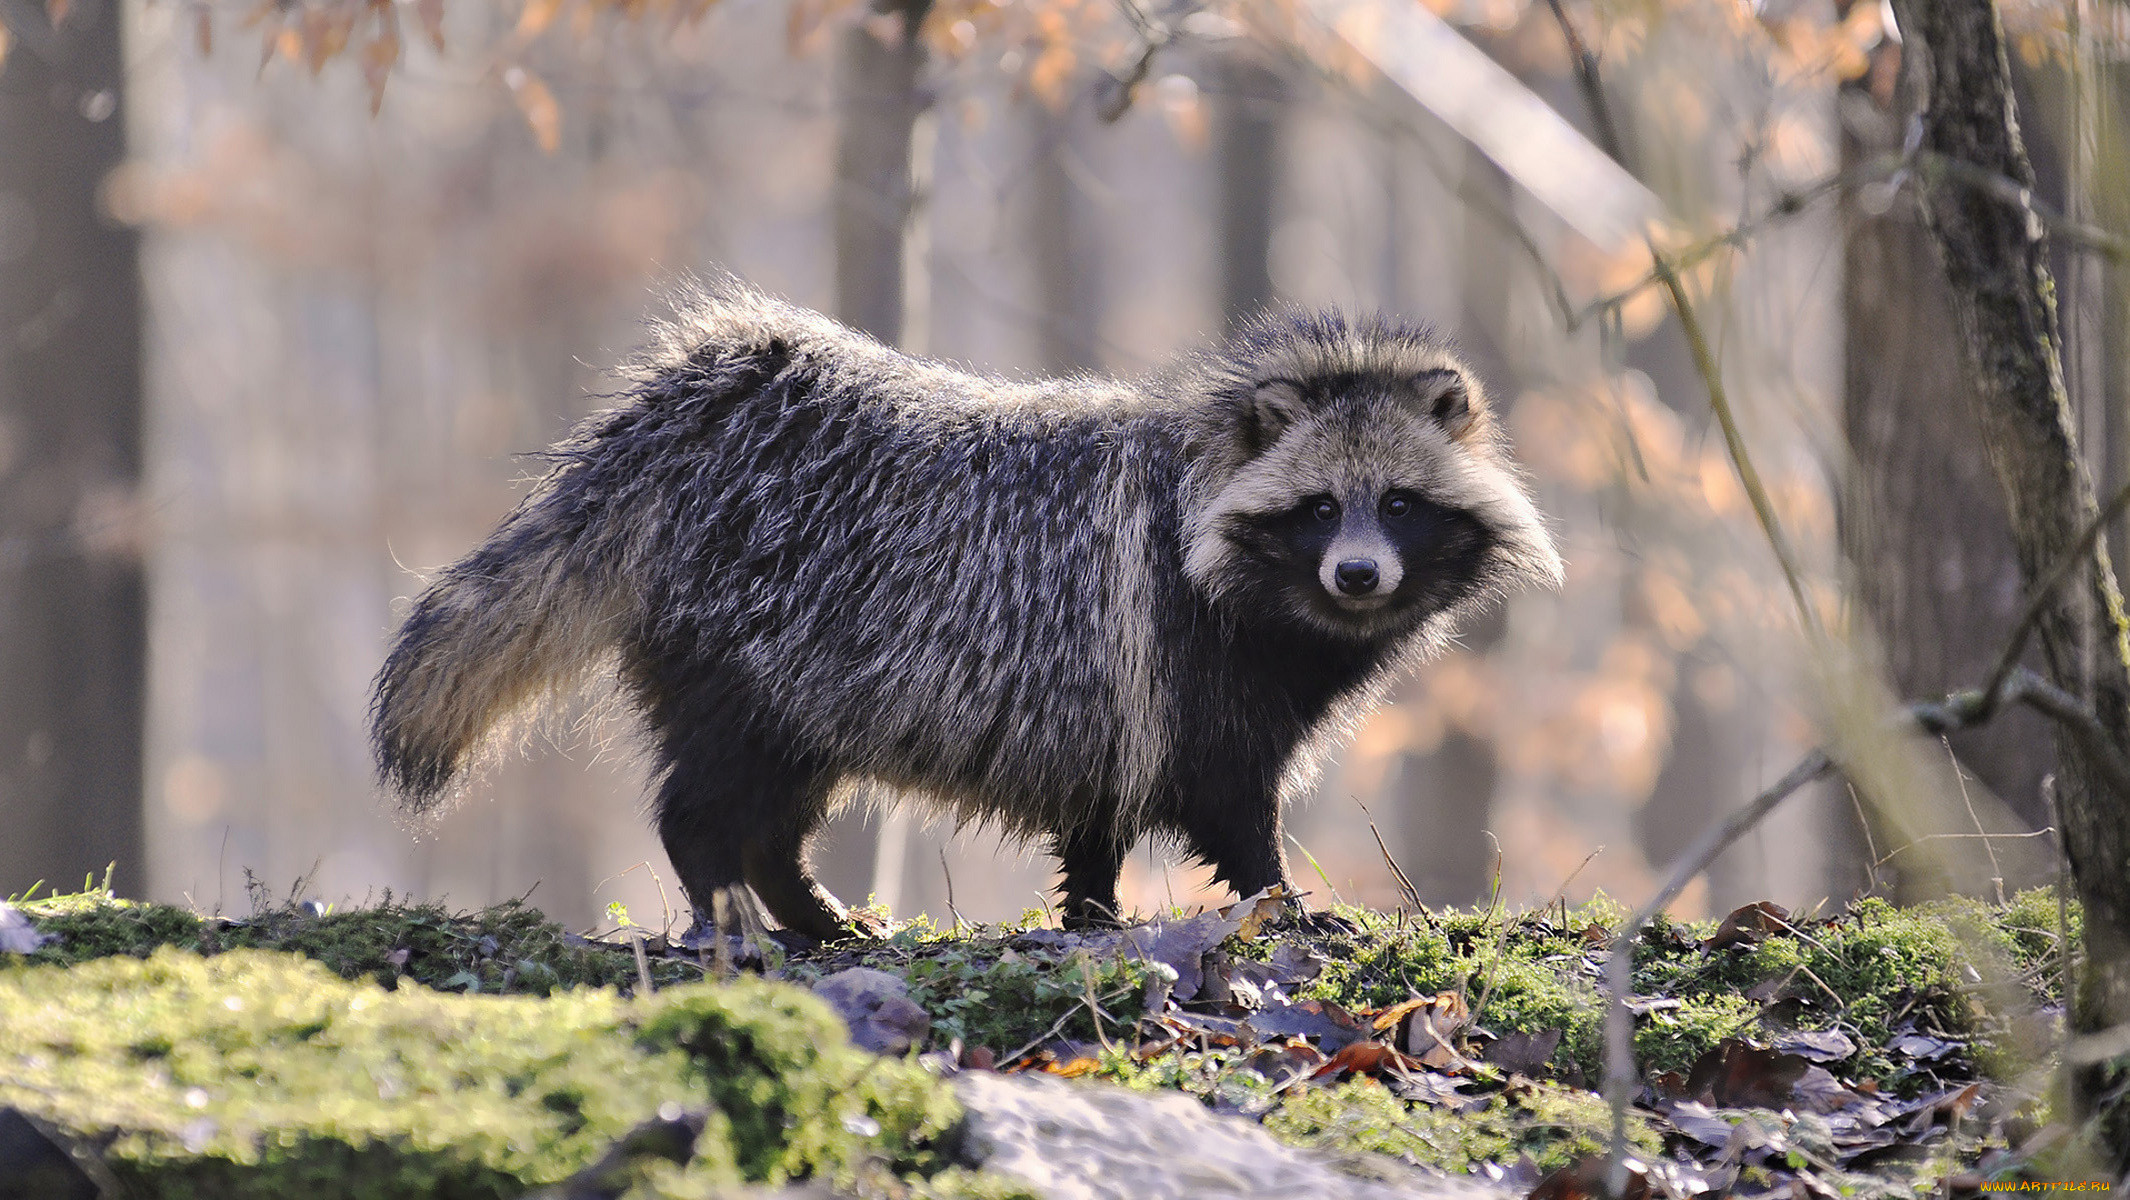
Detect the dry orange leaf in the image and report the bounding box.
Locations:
[45,0,70,27]
[517,0,565,40]
[1370,990,1466,1031]
[1224,885,1288,941]
[415,0,446,51]
[1309,1039,1422,1080]
[302,5,353,75]
[1370,991,1470,1069]
[361,31,399,114]
[0,23,11,69]
[505,66,562,153]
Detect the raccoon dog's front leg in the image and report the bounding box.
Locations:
[1174,771,1297,904]
[1054,823,1130,929]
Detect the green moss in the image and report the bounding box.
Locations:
[1286,893,2068,1086]
[17,891,702,995]
[766,921,1156,1057]
[17,890,209,961]
[0,948,974,1198]
[1629,994,1762,1071]
[1262,1077,1659,1174]
[7,884,2082,1190]
[1997,887,2078,987]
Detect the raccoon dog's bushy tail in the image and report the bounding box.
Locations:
[370,481,630,812]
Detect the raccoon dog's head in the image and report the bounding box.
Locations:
[1182,313,1564,641]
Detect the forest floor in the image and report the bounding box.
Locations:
[1,878,2123,1198]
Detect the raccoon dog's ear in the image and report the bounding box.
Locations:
[1246,379,1309,453]
[1412,369,1477,438]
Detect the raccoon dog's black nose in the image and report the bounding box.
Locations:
[1335,560,1380,595]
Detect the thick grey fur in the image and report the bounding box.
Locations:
[370,277,1563,939]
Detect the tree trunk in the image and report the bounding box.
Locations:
[1888,0,2130,1109]
[1212,54,1283,328]
[0,0,146,898]
[832,0,932,345]
[1836,30,2055,901]
[1031,106,1102,376]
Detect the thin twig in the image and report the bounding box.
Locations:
[1569,155,1906,330]
[940,848,967,935]
[1357,797,1424,915]
[1601,750,1833,1186]
[1001,980,1142,1065]
[1846,783,1884,895]
[1915,150,2130,261]
[1652,259,1821,636]
[1869,827,2057,872]
[628,928,655,995]
[1541,0,1627,163]
[1544,0,1820,639]
[1976,478,2130,710]
[1946,738,2007,905]
[1544,847,1604,914]
[1094,0,1173,123]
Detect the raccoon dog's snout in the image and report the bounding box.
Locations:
[1335,560,1380,594]
[1320,541,1400,602]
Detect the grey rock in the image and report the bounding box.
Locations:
[953,1071,1518,1200]
[0,1108,105,1200]
[811,967,930,1056]
[0,906,44,956]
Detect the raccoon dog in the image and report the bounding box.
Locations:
[371,279,1562,939]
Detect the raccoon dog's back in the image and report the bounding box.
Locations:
[371,278,1561,938]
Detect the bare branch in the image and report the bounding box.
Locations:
[1542,0,1823,642]
[1570,155,1906,331]
[1975,478,2130,713]
[1915,150,2130,262]
[1651,262,1822,636]
[1601,750,1832,1189]
[1540,0,1626,164]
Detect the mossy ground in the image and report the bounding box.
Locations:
[1263,891,2073,1089]
[3,883,2093,1194]
[0,944,1010,1199]
[12,879,703,995]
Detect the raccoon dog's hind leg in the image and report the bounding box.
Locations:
[633,655,860,941]
[652,731,852,941]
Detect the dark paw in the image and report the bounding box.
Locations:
[762,927,823,953]
[1059,898,1126,931]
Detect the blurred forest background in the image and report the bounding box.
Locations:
[0,0,2118,934]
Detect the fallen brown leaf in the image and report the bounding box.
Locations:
[1310,1039,1424,1081]
[1707,901,1791,950]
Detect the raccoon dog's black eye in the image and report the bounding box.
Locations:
[1382,492,1414,519]
[1310,496,1340,522]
